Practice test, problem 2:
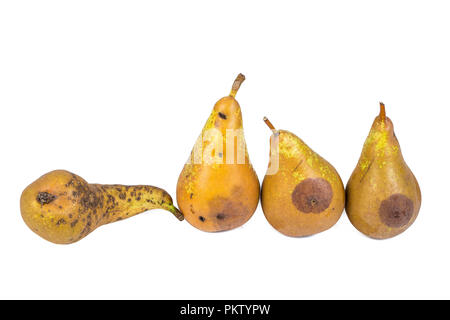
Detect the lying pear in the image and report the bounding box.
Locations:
[20,170,183,244]
[176,74,260,232]
[346,103,421,239]
[261,117,345,237]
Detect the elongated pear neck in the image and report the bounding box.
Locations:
[95,184,184,222]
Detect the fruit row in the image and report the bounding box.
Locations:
[20,74,421,244]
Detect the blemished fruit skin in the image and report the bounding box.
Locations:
[176,74,260,232]
[346,104,421,239]
[20,170,183,244]
[261,128,345,237]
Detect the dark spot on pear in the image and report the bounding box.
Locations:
[80,191,102,210]
[71,219,78,228]
[218,112,227,119]
[291,178,333,213]
[65,180,74,187]
[190,193,193,199]
[379,194,414,228]
[216,213,226,220]
[36,192,56,205]
[56,218,66,226]
[199,216,206,222]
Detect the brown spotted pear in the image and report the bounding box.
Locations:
[346,103,421,239]
[20,170,183,244]
[176,74,260,232]
[261,117,345,237]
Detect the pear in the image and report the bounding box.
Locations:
[261,117,345,237]
[21,170,183,244]
[176,74,260,232]
[346,103,421,239]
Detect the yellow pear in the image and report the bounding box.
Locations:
[346,103,421,239]
[176,74,260,232]
[21,170,183,244]
[261,117,345,237]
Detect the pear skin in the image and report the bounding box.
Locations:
[176,74,260,232]
[261,118,345,237]
[346,103,421,239]
[20,170,183,244]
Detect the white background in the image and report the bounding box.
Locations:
[0,1,448,299]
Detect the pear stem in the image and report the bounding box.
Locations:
[263,116,277,133]
[379,102,386,122]
[230,73,245,97]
